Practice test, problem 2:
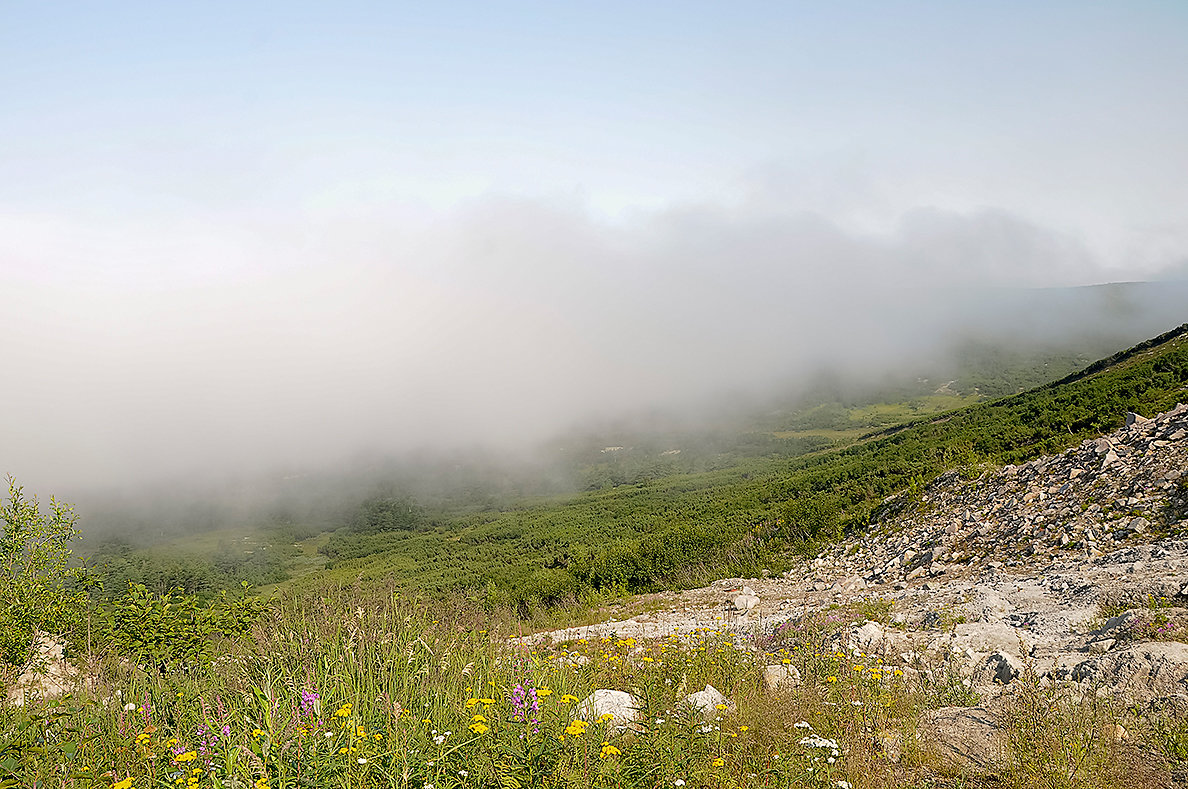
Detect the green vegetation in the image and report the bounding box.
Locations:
[1,583,1175,788]
[0,477,87,665]
[315,323,1188,609]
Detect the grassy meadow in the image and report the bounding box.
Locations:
[3,586,1176,788]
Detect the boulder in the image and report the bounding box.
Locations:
[684,684,734,718]
[918,706,1007,773]
[954,622,1031,657]
[761,664,801,691]
[977,651,1024,685]
[6,632,81,707]
[574,689,640,729]
[1072,642,1188,705]
[848,620,886,654]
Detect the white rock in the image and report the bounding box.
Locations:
[575,690,640,728]
[6,632,82,707]
[685,684,734,718]
[762,664,802,691]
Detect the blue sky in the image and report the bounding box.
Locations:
[2,2,1187,488]
[5,2,1186,246]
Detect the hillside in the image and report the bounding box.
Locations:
[6,351,1188,788]
[312,323,1188,610]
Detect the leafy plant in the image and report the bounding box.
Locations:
[0,477,87,665]
[99,582,265,672]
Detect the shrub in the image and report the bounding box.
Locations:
[0,477,87,665]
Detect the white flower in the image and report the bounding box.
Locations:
[458,771,468,778]
[123,702,136,712]
[794,721,812,730]
[850,700,862,706]
[357,757,367,764]
[674,780,686,786]
[837,782,852,789]
[798,734,841,750]
[324,731,334,739]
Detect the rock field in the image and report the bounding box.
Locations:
[526,403,1188,717]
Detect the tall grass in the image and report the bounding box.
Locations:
[1,582,1182,788]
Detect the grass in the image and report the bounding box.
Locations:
[2,577,1188,787]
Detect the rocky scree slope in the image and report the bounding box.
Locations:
[531,405,1188,761]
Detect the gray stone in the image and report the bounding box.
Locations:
[761,664,801,691]
[575,690,640,729]
[917,706,1007,773]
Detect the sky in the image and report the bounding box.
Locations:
[2,1,1188,492]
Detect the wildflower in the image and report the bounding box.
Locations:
[598,712,615,723]
[469,721,490,735]
[561,694,579,703]
[252,728,265,739]
[739,725,749,731]
[535,688,553,697]
[826,675,838,683]
[357,757,368,764]
[334,703,352,718]
[674,781,686,787]
[799,734,841,751]
[600,741,622,758]
[565,720,588,737]
[254,779,269,789]
[794,721,812,730]
[838,782,853,789]
[712,757,725,767]
[464,698,479,709]
[113,779,134,789]
[174,751,197,763]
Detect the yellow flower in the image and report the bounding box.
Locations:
[334,703,352,718]
[113,778,135,789]
[599,742,622,758]
[712,757,725,767]
[464,698,479,709]
[714,704,727,711]
[479,698,496,705]
[469,721,490,735]
[174,751,197,763]
[255,779,269,789]
[853,664,864,672]
[565,720,588,737]
[739,726,749,732]
[826,676,838,684]
[471,714,487,722]
[598,712,615,723]
[561,694,579,704]
[252,728,264,739]
[535,688,553,697]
